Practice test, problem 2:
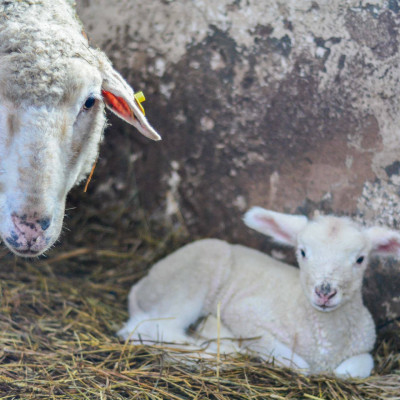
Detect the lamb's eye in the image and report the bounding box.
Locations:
[83,96,96,110]
[356,256,364,264]
[300,249,306,258]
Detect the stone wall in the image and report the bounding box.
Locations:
[76,0,400,327]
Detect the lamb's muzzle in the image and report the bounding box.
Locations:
[313,283,338,310]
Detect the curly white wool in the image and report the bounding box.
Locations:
[119,208,400,378]
[0,1,160,257]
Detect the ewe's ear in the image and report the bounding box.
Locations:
[100,62,161,141]
[243,207,308,246]
[366,226,400,257]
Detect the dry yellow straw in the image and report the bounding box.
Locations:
[216,301,221,381]
[84,159,98,193]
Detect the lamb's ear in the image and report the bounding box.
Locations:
[243,207,308,246]
[100,64,161,141]
[366,227,400,257]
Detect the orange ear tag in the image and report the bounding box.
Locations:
[101,90,134,120]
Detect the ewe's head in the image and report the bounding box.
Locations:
[244,207,400,312]
[0,27,160,257]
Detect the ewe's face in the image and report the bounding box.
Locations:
[296,217,370,312]
[0,59,105,256]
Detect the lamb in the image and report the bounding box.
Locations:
[118,207,400,378]
[0,0,160,257]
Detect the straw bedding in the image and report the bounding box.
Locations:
[0,204,399,399]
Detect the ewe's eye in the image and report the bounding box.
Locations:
[83,96,96,110]
[356,256,365,264]
[300,249,306,258]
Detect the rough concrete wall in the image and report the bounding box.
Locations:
[76,0,400,327]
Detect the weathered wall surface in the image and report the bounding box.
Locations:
[76,0,400,327]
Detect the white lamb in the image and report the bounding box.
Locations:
[0,1,160,257]
[119,207,400,378]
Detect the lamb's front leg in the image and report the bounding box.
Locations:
[225,298,310,373]
[269,339,310,372]
[249,337,310,373]
[334,353,373,378]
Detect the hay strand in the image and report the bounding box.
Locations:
[0,214,398,399]
[216,301,221,383]
[83,159,98,193]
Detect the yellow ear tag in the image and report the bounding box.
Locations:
[134,91,146,116]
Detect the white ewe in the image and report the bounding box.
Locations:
[119,207,400,378]
[0,0,160,257]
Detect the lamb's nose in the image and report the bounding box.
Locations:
[5,214,51,255]
[315,283,337,301]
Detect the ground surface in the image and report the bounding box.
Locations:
[0,201,399,399]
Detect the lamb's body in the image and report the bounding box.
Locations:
[0,1,160,257]
[120,209,400,377]
[120,239,375,375]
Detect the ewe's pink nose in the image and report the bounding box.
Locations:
[315,283,337,303]
[5,214,51,255]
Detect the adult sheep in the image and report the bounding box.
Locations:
[0,0,160,257]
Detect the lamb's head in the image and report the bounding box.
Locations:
[244,207,400,312]
[0,41,160,257]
